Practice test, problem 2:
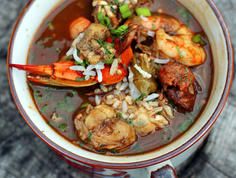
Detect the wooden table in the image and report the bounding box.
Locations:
[0,0,235,177]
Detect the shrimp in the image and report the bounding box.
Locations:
[123,15,182,51]
[124,15,206,66]
[156,26,206,66]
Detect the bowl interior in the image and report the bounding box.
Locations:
[8,0,231,165]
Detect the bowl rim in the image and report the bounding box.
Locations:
[7,0,234,169]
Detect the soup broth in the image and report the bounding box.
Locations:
[28,0,213,155]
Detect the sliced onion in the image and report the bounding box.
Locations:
[153,58,170,64]
[144,93,159,102]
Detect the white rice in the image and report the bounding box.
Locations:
[128,67,141,99]
[144,93,159,102]
[72,33,84,48]
[66,47,74,56]
[96,69,103,82]
[100,85,108,92]
[147,30,155,37]
[134,64,152,79]
[114,90,121,95]
[95,95,102,105]
[69,65,86,71]
[110,58,118,75]
[73,48,83,63]
[83,70,96,77]
[119,82,129,91]
[85,75,91,81]
[140,15,148,21]
[122,101,128,113]
[153,58,170,64]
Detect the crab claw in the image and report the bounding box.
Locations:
[101,64,127,85]
[9,61,95,87]
[9,64,53,76]
[27,76,97,87]
[10,61,127,87]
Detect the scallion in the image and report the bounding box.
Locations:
[111,25,129,36]
[119,4,132,19]
[136,7,151,17]
[192,34,206,46]
[97,12,111,28]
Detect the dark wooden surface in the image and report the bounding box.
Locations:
[0,0,235,178]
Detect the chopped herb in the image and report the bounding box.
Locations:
[136,7,151,17]
[76,60,89,67]
[111,25,129,37]
[56,48,61,53]
[72,90,77,96]
[127,119,134,126]
[192,34,206,46]
[104,57,114,64]
[40,104,48,113]
[119,4,132,19]
[135,93,147,102]
[34,90,43,103]
[80,102,90,109]
[176,46,184,58]
[177,8,191,25]
[96,39,114,60]
[76,77,85,82]
[178,118,193,132]
[110,148,118,154]
[58,123,68,132]
[152,24,157,30]
[117,112,124,119]
[114,0,119,5]
[88,131,93,141]
[56,96,75,112]
[47,22,54,31]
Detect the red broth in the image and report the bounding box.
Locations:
[28,0,213,155]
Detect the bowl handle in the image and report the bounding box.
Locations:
[150,165,178,178]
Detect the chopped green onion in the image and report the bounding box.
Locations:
[76,77,85,81]
[58,123,67,132]
[88,131,93,141]
[111,25,129,36]
[80,102,90,109]
[136,7,151,17]
[47,22,54,31]
[104,57,114,64]
[176,46,184,58]
[135,93,147,102]
[192,34,206,46]
[119,4,132,19]
[97,12,111,28]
